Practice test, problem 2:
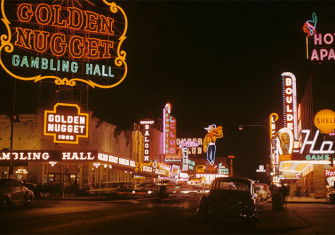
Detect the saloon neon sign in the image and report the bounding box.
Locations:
[140,120,154,162]
[0,0,128,88]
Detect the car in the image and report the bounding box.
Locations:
[197,177,260,227]
[132,182,160,198]
[0,179,34,208]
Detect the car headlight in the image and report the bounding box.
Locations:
[147,191,152,194]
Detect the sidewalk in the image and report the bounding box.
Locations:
[285,196,326,203]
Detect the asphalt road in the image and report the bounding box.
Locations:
[1,196,335,234]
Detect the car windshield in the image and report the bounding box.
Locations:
[217,181,250,192]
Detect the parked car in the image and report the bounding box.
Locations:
[0,179,34,208]
[197,177,260,227]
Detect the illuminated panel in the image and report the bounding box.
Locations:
[44,103,89,144]
[0,0,128,88]
[281,72,298,140]
[140,120,154,162]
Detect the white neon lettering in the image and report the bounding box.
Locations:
[300,130,334,154]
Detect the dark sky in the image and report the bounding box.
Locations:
[1,1,334,179]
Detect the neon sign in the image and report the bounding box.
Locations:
[277,128,294,155]
[177,138,203,155]
[44,103,89,144]
[163,103,178,161]
[0,0,127,88]
[303,12,317,37]
[0,151,96,161]
[203,124,223,165]
[281,72,298,140]
[300,129,334,155]
[140,120,154,162]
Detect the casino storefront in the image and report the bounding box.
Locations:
[0,106,144,193]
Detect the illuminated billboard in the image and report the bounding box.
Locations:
[44,103,89,144]
[0,0,127,88]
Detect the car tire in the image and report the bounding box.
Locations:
[24,195,33,208]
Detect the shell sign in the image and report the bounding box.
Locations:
[314,109,335,134]
[0,0,127,88]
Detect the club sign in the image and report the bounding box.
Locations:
[0,0,128,88]
[44,103,89,144]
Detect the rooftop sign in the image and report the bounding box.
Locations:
[0,0,127,88]
[44,103,89,144]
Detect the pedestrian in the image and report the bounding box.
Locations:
[280,185,289,208]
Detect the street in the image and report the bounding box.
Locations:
[1,196,335,234]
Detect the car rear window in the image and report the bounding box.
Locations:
[217,181,249,192]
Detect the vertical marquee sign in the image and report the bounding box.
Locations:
[44,103,89,144]
[281,72,298,140]
[163,103,178,161]
[0,0,128,88]
[140,120,154,162]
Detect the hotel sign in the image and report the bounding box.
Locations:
[44,103,89,144]
[0,0,127,88]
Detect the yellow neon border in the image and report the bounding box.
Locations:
[0,0,128,88]
[269,112,279,139]
[44,103,89,144]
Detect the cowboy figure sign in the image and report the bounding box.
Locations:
[203,124,223,165]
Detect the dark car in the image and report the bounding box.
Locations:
[0,179,34,208]
[197,177,260,227]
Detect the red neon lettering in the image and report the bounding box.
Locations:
[17,3,33,23]
[67,7,84,29]
[49,33,67,56]
[84,11,99,32]
[14,27,32,49]
[35,4,52,25]
[52,5,66,27]
[69,36,85,58]
[32,30,49,53]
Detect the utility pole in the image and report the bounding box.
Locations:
[228,155,236,177]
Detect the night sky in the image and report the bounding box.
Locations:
[0,1,334,179]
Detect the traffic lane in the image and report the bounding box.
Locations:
[0,200,147,234]
[0,195,255,234]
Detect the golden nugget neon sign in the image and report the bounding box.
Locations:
[44,103,89,144]
[0,0,127,88]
